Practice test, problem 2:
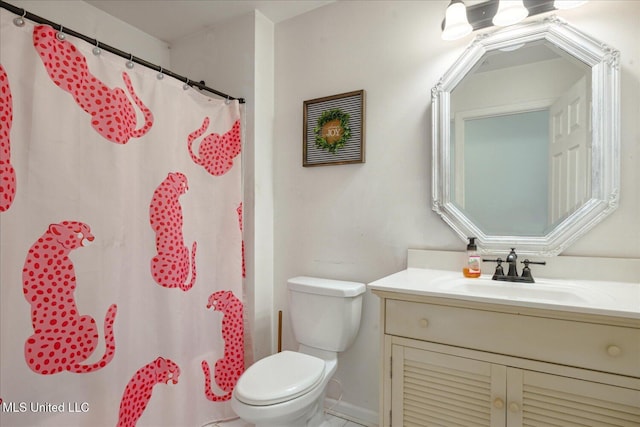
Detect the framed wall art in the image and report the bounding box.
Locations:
[303,90,365,167]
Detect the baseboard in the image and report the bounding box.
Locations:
[324,398,378,427]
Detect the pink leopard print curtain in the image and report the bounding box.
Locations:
[0,10,245,427]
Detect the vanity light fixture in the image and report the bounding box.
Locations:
[440,0,588,40]
[442,0,473,41]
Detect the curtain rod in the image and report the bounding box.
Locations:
[0,0,246,104]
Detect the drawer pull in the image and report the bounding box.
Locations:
[607,345,622,357]
[493,398,504,409]
[509,402,520,413]
[419,318,429,328]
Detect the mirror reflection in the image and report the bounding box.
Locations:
[450,41,591,237]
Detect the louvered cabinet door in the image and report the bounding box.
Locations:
[391,344,506,427]
[507,368,640,427]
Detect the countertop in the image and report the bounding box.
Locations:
[368,268,640,320]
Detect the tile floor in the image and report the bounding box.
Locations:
[206,413,367,427]
[325,413,367,427]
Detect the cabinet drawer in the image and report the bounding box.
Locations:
[385,299,640,377]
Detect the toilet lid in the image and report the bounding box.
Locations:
[234,351,325,406]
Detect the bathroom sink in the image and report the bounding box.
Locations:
[368,264,640,319]
[432,276,612,304]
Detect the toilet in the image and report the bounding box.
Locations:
[231,276,366,427]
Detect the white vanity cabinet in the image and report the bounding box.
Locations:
[373,292,640,427]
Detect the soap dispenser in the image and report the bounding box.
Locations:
[463,237,481,278]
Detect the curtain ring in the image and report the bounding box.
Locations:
[92,40,101,56]
[56,25,66,41]
[157,67,164,80]
[183,79,190,90]
[126,54,134,69]
[13,10,27,27]
[225,96,231,105]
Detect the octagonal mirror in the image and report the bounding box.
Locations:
[432,17,620,256]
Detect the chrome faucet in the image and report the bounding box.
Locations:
[483,248,546,283]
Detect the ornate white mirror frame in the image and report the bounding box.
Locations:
[432,16,620,256]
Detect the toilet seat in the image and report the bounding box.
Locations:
[234,351,325,406]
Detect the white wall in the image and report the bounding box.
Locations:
[275,0,639,421]
[8,0,170,66]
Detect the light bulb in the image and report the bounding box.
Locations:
[442,0,472,41]
[492,0,529,27]
[554,0,588,9]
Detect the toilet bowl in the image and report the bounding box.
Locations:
[231,276,365,427]
[231,350,337,427]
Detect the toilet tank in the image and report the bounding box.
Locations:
[287,276,366,352]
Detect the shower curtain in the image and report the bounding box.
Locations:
[1,9,245,427]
